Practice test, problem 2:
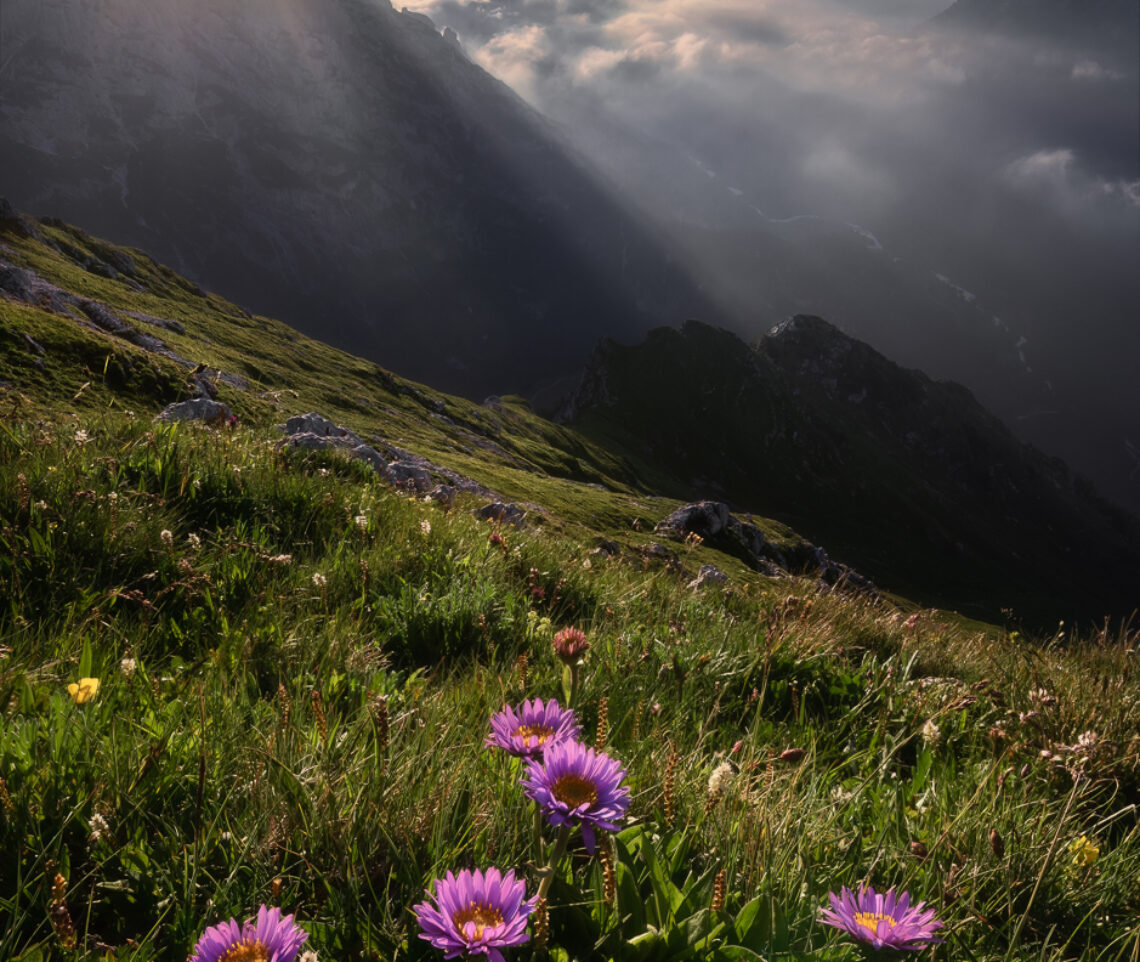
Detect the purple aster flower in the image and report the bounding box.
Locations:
[819,885,944,952]
[486,698,582,760]
[413,866,535,962]
[521,739,629,853]
[189,904,308,962]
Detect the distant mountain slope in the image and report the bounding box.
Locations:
[561,317,1140,622]
[0,0,722,399]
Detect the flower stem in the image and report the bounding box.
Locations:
[536,825,574,902]
[532,802,545,864]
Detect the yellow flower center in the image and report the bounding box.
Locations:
[552,774,598,809]
[854,911,897,935]
[452,902,505,942]
[513,723,555,745]
[218,941,272,962]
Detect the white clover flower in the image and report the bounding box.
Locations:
[88,812,110,844]
[299,951,319,962]
[312,572,327,588]
[922,718,942,747]
[707,761,735,798]
[74,429,90,445]
[420,519,431,536]
[1077,731,1100,751]
[160,529,174,548]
[120,657,137,677]
[355,514,368,531]
[187,533,201,549]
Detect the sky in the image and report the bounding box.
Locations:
[397,0,1140,509]
[396,0,1138,211]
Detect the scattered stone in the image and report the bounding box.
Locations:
[426,484,456,509]
[725,517,789,570]
[652,501,874,593]
[389,460,433,493]
[688,564,728,590]
[349,443,392,477]
[655,500,731,539]
[282,412,363,446]
[592,539,620,558]
[278,413,503,504]
[476,502,527,527]
[643,542,676,562]
[156,397,234,424]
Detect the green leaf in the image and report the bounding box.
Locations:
[78,637,93,678]
[615,859,646,934]
[712,946,767,961]
[733,897,770,954]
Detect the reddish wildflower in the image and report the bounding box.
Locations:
[552,627,590,665]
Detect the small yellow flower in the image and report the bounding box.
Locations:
[1070,835,1100,869]
[67,677,100,704]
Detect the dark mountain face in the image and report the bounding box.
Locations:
[0,0,722,399]
[562,317,1140,623]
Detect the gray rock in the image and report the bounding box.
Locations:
[426,484,457,509]
[282,412,363,446]
[592,539,620,558]
[389,460,433,492]
[643,542,676,561]
[725,517,789,569]
[476,502,527,526]
[156,397,233,424]
[655,500,731,539]
[287,432,341,452]
[349,443,391,476]
[688,564,728,589]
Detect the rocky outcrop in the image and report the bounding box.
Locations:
[278,413,516,516]
[0,254,194,366]
[656,499,874,592]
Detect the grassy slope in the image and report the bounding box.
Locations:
[1,214,1139,961]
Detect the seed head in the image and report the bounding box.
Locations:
[595,697,609,752]
[711,868,727,913]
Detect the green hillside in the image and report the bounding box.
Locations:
[2,207,1139,962]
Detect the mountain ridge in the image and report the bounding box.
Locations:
[560,316,1140,622]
